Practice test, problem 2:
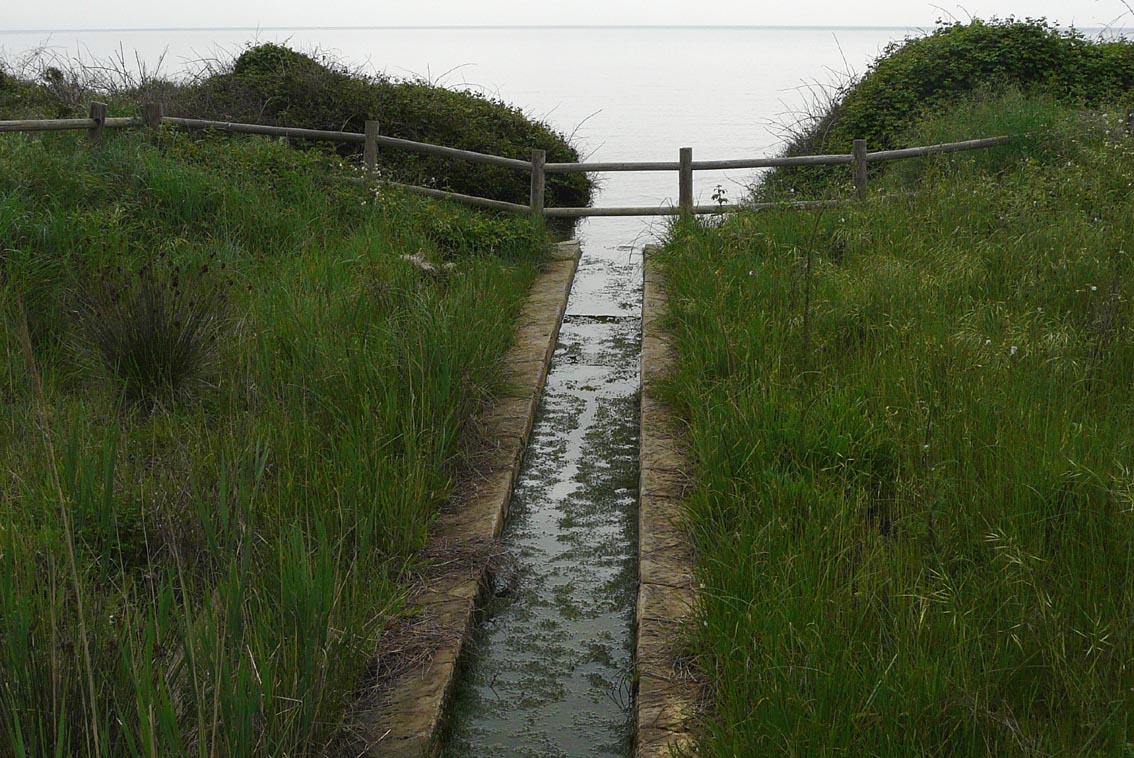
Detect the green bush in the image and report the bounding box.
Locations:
[837,20,1134,148]
[884,88,1092,187]
[0,61,65,119]
[173,43,593,210]
[761,19,1134,198]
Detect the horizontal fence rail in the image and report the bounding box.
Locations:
[866,136,1010,162]
[165,116,532,169]
[164,116,365,144]
[542,197,875,218]
[0,101,1012,218]
[0,116,141,133]
[546,160,680,173]
[345,175,531,213]
[544,153,861,174]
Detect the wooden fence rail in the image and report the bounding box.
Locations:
[0,116,141,133]
[0,101,1011,218]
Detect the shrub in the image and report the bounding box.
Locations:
[883,88,1088,187]
[0,58,66,119]
[831,19,1134,149]
[77,251,233,407]
[761,19,1134,198]
[0,43,595,210]
[172,43,594,210]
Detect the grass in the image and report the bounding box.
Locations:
[657,92,1134,754]
[0,126,545,755]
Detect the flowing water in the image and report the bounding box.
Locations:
[443,221,642,755]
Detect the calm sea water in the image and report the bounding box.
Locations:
[1,26,918,240]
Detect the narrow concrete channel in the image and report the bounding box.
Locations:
[443,221,643,756]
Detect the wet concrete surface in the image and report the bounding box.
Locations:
[443,223,642,757]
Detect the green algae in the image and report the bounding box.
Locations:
[443,228,642,757]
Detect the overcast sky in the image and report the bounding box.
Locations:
[4,0,1132,32]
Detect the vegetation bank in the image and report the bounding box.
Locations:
[659,20,1134,754]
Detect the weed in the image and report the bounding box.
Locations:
[711,184,729,207]
[76,251,233,409]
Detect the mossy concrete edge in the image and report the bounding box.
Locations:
[636,244,701,756]
[350,240,581,757]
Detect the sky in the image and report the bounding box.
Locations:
[3,0,1132,32]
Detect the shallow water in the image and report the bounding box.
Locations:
[442,220,642,756]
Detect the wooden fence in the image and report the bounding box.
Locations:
[0,101,1011,217]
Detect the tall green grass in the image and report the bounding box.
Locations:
[659,94,1134,754]
[0,128,542,755]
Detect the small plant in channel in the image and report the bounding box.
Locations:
[712,183,729,208]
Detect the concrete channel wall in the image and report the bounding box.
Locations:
[348,241,580,757]
[636,245,701,756]
[347,239,702,756]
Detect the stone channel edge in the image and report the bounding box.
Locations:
[352,240,581,757]
[636,244,700,756]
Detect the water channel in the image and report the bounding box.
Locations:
[443,219,646,755]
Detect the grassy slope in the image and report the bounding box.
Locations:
[659,93,1134,754]
[0,128,542,755]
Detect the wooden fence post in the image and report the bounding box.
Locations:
[679,147,693,216]
[530,148,546,220]
[853,138,867,201]
[87,101,108,142]
[142,102,163,130]
[364,120,379,181]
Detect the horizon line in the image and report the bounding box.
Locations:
[5,24,923,33]
[0,22,1090,34]
[2,22,1123,36]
